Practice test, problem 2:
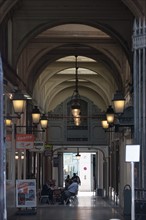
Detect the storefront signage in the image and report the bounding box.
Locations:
[16,134,34,149]
[30,141,44,152]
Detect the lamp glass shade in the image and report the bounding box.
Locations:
[113,100,125,114]
[32,113,41,124]
[32,106,41,124]
[21,152,25,160]
[40,114,48,129]
[12,100,25,115]
[76,154,81,159]
[106,105,115,124]
[71,105,80,117]
[74,116,80,121]
[106,114,114,124]
[15,155,19,160]
[15,152,19,160]
[101,120,109,129]
[5,118,12,126]
[74,121,81,126]
[112,91,125,114]
[74,116,81,126]
[12,92,26,115]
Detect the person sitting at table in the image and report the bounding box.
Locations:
[49,179,56,188]
[41,180,54,204]
[65,175,71,189]
[71,173,81,185]
[59,179,78,205]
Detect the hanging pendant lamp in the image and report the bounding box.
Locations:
[71,55,81,118]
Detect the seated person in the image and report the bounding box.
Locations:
[41,180,54,204]
[71,173,81,185]
[49,179,56,189]
[59,179,78,204]
[65,175,72,189]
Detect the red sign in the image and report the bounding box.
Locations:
[16,134,35,149]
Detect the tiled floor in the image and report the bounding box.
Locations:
[7,192,125,220]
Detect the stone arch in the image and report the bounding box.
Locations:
[16,21,133,66]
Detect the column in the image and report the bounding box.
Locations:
[133,17,146,188]
[0,54,7,220]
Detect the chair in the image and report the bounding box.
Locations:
[64,195,77,205]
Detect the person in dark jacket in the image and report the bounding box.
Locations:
[41,180,54,203]
[71,173,81,185]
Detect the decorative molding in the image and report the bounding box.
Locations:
[133,18,146,49]
[133,34,146,49]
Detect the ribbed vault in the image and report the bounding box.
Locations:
[14,22,132,113]
[1,0,142,113]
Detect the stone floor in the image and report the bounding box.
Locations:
[7,192,126,220]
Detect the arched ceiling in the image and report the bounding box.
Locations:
[20,24,129,112]
[1,0,145,113]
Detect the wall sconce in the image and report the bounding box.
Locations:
[101,119,109,130]
[31,106,48,129]
[106,91,125,125]
[15,152,19,160]
[4,117,12,126]
[11,109,47,134]
[12,90,26,116]
[21,152,25,160]
[112,90,125,114]
[101,91,133,132]
[31,106,41,124]
[4,114,21,126]
[106,105,115,124]
[13,108,48,134]
[4,90,26,126]
[15,152,25,160]
[102,106,134,132]
[40,114,48,129]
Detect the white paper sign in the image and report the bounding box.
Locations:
[125,144,140,162]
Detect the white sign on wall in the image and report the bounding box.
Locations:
[125,144,140,162]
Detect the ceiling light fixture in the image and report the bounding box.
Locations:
[74,116,81,126]
[71,55,81,118]
[76,148,81,160]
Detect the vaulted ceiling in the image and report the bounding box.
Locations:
[0,0,145,113]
